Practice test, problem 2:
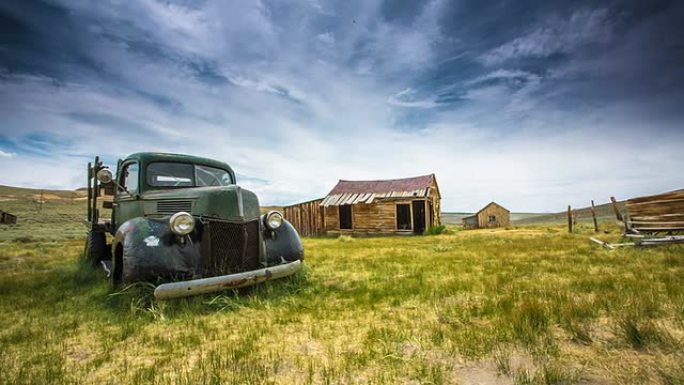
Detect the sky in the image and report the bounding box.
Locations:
[0,0,683,212]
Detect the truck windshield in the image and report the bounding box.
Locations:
[147,162,233,187]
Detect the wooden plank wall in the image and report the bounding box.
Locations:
[323,197,441,235]
[349,201,398,232]
[626,190,684,232]
[462,216,478,229]
[0,211,17,225]
[427,180,441,226]
[283,199,325,237]
[477,204,510,228]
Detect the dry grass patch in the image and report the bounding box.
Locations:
[1,223,683,384]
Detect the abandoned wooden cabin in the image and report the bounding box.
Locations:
[320,174,440,235]
[0,210,17,225]
[462,202,510,229]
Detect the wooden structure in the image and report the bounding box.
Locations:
[591,190,684,248]
[462,202,510,229]
[282,198,325,237]
[616,190,684,234]
[0,210,17,225]
[320,174,441,235]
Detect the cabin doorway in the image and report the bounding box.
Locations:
[412,200,426,234]
[339,205,352,230]
[396,204,411,230]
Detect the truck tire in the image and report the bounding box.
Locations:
[84,231,110,266]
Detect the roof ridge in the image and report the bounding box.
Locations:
[326,174,436,196]
[336,174,434,183]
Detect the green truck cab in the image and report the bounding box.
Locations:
[84,153,303,299]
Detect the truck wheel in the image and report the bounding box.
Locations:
[84,231,110,266]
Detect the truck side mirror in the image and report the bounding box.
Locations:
[96,168,113,184]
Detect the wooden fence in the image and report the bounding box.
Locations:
[622,190,684,233]
[283,198,325,237]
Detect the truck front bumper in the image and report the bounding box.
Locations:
[153,260,302,300]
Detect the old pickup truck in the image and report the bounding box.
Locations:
[83,152,303,299]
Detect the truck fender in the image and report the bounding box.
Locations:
[111,217,201,284]
[263,219,304,264]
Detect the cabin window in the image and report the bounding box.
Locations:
[339,205,352,230]
[488,215,497,223]
[396,204,411,230]
[120,163,139,193]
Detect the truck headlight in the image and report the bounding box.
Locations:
[169,212,195,235]
[264,211,283,230]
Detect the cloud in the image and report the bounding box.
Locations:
[480,8,614,65]
[0,150,16,159]
[316,32,335,45]
[0,0,683,212]
[466,69,540,86]
[387,88,438,108]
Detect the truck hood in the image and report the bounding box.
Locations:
[141,185,261,221]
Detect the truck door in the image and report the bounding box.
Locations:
[114,162,142,229]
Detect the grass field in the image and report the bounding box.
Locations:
[1,187,683,384]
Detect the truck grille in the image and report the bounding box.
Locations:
[201,220,261,276]
[157,200,192,215]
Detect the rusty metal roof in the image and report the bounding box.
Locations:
[321,174,436,207]
[328,174,435,195]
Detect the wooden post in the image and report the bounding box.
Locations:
[610,196,623,222]
[92,156,100,226]
[590,200,599,232]
[567,205,573,233]
[88,162,93,221]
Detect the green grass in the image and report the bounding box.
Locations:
[1,187,684,384]
[1,225,683,384]
[0,185,90,242]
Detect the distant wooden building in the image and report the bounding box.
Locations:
[462,202,510,229]
[0,210,17,225]
[321,174,440,235]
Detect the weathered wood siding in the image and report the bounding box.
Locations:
[0,210,17,225]
[325,201,405,234]
[625,190,684,233]
[283,199,325,237]
[428,178,441,226]
[351,201,398,232]
[324,204,339,232]
[324,197,440,235]
[463,216,478,229]
[477,203,510,228]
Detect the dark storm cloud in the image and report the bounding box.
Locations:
[0,0,682,210]
[421,0,684,125]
